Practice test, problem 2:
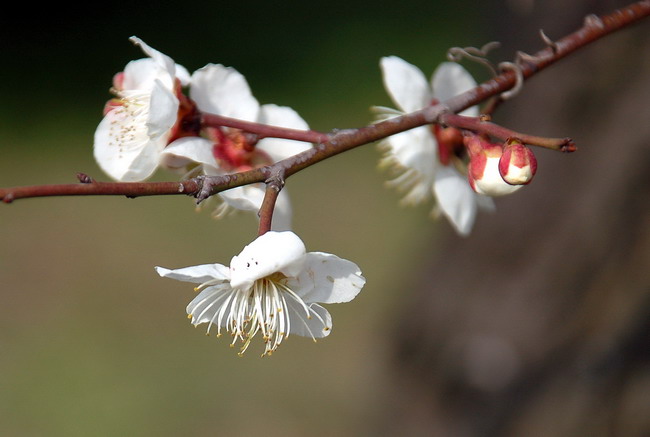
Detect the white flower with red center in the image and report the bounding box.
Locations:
[160,64,312,230]
[376,56,495,236]
[94,37,191,182]
[156,231,365,356]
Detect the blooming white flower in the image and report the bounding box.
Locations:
[94,36,190,182]
[160,64,312,230]
[156,231,365,356]
[376,56,495,236]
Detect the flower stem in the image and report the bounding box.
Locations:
[257,173,285,236]
[440,114,577,152]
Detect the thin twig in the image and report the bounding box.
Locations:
[1,1,648,203]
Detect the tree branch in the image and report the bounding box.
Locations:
[1,0,648,204]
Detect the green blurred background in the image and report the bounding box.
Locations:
[0,1,486,435]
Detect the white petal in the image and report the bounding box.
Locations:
[431,62,479,117]
[229,231,306,289]
[256,104,312,161]
[129,36,176,79]
[190,64,260,121]
[93,112,163,181]
[160,136,217,170]
[219,185,263,211]
[258,104,309,130]
[291,252,366,304]
[121,58,163,91]
[186,285,233,326]
[218,184,293,231]
[287,302,333,339]
[155,263,230,284]
[473,157,523,197]
[382,125,437,184]
[433,166,478,236]
[147,80,179,139]
[175,64,191,87]
[380,56,432,113]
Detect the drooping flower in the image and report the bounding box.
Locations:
[156,231,365,356]
[160,64,312,230]
[94,37,191,182]
[375,56,495,236]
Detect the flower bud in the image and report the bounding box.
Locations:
[499,139,537,185]
[466,135,522,197]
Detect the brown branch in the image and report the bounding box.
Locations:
[257,172,285,235]
[1,1,648,204]
[440,114,577,152]
[201,113,330,144]
[1,175,201,203]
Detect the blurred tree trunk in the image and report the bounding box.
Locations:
[380,2,650,436]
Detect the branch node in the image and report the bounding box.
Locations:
[584,14,605,30]
[76,173,94,184]
[195,175,213,204]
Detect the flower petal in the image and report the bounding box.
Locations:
[147,80,179,139]
[190,64,260,121]
[218,184,293,231]
[431,62,479,117]
[380,125,437,194]
[185,285,233,327]
[433,166,478,236]
[229,231,306,290]
[380,56,432,113]
[121,58,164,91]
[129,36,176,80]
[291,252,366,304]
[93,111,163,182]
[155,263,230,284]
[256,104,312,161]
[160,136,217,170]
[287,302,333,339]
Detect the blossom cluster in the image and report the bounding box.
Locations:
[94,38,538,356]
[95,36,310,230]
[374,56,537,236]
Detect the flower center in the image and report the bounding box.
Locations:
[104,91,153,155]
[208,127,273,172]
[193,273,320,356]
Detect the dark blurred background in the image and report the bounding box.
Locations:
[1,1,648,436]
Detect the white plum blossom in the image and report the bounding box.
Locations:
[156,231,365,356]
[375,56,495,236]
[160,64,312,230]
[94,37,190,182]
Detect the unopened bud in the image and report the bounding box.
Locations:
[499,139,537,185]
[466,135,522,197]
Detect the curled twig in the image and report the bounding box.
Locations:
[447,41,501,76]
[497,61,524,100]
[539,29,558,53]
